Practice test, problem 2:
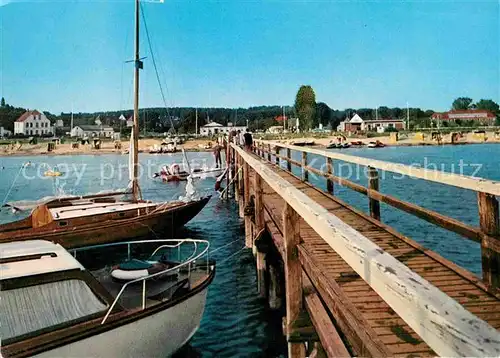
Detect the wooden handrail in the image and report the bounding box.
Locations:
[261,143,497,250]
[256,139,500,196]
[232,143,500,357]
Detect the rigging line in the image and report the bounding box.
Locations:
[1,164,27,207]
[209,238,242,255]
[216,245,248,265]
[139,2,175,133]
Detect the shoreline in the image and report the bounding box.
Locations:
[0,134,499,158]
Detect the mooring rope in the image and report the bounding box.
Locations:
[209,238,242,255]
[217,245,248,265]
[218,167,242,199]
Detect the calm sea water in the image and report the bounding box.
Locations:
[0,144,498,356]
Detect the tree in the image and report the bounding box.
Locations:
[315,102,332,128]
[294,85,316,131]
[0,97,5,107]
[452,97,473,110]
[475,99,499,113]
[377,106,391,119]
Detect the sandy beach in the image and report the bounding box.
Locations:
[266,130,500,148]
[0,138,216,157]
[0,131,498,157]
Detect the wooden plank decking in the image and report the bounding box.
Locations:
[250,155,500,357]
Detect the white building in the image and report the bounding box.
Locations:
[267,126,284,134]
[70,125,116,138]
[14,110,53,136]
[200,122,247,136]
[337,114,405,132]
[0,127,12,138]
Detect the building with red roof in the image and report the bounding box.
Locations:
[431,110,496,125]
[14,110,53,136]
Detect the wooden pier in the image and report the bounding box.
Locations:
[228,140,500,357]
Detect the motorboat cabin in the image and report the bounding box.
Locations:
[1,239,215,358]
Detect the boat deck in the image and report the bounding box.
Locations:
[50,202,157,220]
[92,267,208,310]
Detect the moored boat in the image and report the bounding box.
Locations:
[0,193,210,249]
[0,239,215,357]
[367,140,385,148]
[0,0,211,249]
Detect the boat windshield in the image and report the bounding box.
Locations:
[2,279,108,342]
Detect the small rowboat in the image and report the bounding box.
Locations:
[367,140,385,148]
[44,170,63,177]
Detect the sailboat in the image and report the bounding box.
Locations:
[0,0,211,250]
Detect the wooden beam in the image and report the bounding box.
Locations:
[254,172,266,298]
[267,144,272,162]
[303,274,351,358]
[238,154,245,218]
[283,203,304,357]
[268,263,282,310]
[478,192,500,288]
[243,162,252,248]
[275,145,280,165]
[300,246,389,357]
[255,140,500,196]
[287,148,292,171]
[264,210,285,257]
[234,151,240,203]
[368,167,380,221]
[232,143,500,357]
[301,151,308,182]
[326,157,334,194]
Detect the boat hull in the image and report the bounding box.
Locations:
[0,197,211,249]
[33,288,208,358]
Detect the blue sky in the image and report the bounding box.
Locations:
[0,0,498,114]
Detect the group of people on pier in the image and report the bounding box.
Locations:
[213,130,253,168]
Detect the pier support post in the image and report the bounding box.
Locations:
[478,192,500,288]
[243,163,252,248]
[287,148,292,172]
[238,155,245,218]
[326,157,334,194]
[283,203,305,357]
[225,142,231,199]
[268,262,282,310]
[301,152,308,182]
[368,166,380,221]
[234,151,240,203]
[267,144,272,162]
[254,172,266,297]
[275,145,280,165]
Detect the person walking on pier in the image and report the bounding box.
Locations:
[213,141,222,168]
[243,131,253,151]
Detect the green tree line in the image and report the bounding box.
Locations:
[1,91,498,134]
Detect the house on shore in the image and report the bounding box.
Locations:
[200,122,247,136]
[14,110,53,136]
[431,109,496,125]
[0,127,12,138]
[337,114,405,133]
[70,125,119,139]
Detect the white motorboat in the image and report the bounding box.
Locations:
[1,239,215,358]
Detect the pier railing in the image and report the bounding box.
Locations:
[252,139,500,289]
[230,142,500,357]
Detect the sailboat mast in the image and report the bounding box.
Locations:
[132,0,141,201]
